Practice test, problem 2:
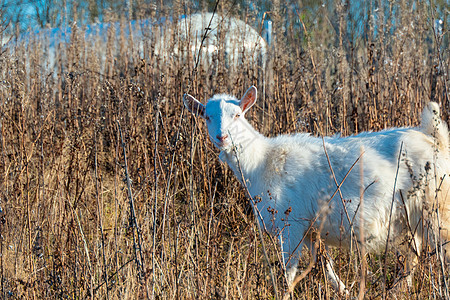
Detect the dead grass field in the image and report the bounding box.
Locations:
[0,0,448,299]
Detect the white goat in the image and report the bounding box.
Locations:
[183,86,450,293]
[155,12,267,68]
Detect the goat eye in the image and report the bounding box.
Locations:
[235,113,241,119]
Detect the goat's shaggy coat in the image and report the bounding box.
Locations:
[184,86,450,292]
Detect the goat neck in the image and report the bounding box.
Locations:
[218,118,268,184]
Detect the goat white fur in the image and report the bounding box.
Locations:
[183,86,450,293]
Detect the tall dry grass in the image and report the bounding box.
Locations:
[0,0,448,299]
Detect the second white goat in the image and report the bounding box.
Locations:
[183,86,450,293]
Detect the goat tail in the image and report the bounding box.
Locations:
[420,102,450,253]
[421,102,449,155]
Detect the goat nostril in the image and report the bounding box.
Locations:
[216,134,228,142]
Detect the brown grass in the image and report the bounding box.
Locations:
[0,0,448,299]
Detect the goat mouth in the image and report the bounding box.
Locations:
[216,141,230,148]
[212,139,230,149]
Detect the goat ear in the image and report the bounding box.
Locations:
[240,86,257,113]
[183,94,205,118]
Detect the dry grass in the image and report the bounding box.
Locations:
[0,0,448,299]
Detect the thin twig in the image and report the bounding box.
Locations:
[231,144,279,299]
[184,0,221,93]
[67,197,93,298]
[93,129,109,299]
[382,142,403,299]
[358,146,366,300]
[320,133,362,262]
[151,75,162,300]
[117,121,150,299]
[84,258,135,299]
[429,6,449,104]
[286,151,364,266]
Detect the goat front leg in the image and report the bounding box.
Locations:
[284,241,349,296]
[324,253,349,295]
